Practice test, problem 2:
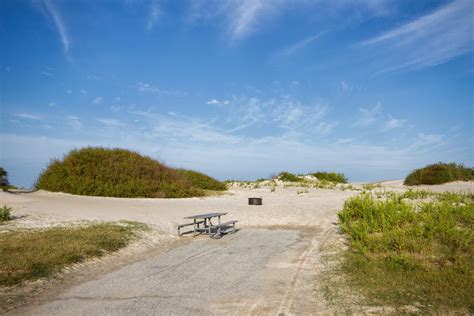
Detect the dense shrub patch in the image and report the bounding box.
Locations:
[404,162,474,186]
[311,172,347,183]
[35,147,225,198]
[177,169,226,191]
[337,192,474,311]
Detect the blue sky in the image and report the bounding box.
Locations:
[1,0,473,188]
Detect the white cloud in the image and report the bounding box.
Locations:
[92,97,103,104]
[66,90,72,94]
[41,71,53,77]
[12,113,43,120]
[48,102,56,107]
[359,0,473,70]
[147,0,160,30]
[207,98,229,105]
[80,89,87,94]
[113,97,121,102]
[41,0,70,53]
[383,117,405,131]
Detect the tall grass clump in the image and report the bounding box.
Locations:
[404,162,474,186]
[35,147,211,198]
[337,192,474,312]
[177,169,226,191]
[311,172,347,183]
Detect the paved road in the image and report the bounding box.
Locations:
[16,229,321,315]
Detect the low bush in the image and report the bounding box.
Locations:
[277,172,302,182]
[311,172,347,183]
[337,192,474,311]
[35,147,220,198]
[0,221,146,286]
[404,162,474,186]
[177,169,226,191]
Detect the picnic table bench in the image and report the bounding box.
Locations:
[178,212,238,238]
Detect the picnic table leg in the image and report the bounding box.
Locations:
[193,219,197,236]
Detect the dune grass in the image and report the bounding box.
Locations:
[337,192,474,312]
[404,162,474,186]
[311,172,347,183]
[35,147,226,198]
[0,221,146,286]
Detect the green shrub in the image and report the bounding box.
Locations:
[35,147,209,198]
[277,172,302,182]
[311,171,347,183]
[404,162,474,186]
[0,167,9,191]
[0,205,12,222]
[177,169,226,191]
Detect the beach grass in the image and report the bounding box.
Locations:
[337,192,474,312]
[0,221,147,286]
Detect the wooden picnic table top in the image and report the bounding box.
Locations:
[184,212,227,220]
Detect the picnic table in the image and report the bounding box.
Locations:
[178,212,237,238]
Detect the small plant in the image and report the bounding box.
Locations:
[270,185,276,192]
[297,188,309,195]
[0,205,12,222]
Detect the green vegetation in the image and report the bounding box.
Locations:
[311,172,347,183]
[337,192,474,312]
[277,172,302,182]
[0,167,10,191]
[404,162,474,186]
[0,205,12,222]
[177,169,226,191]
[35,147,225,198]
[0,221,146,286]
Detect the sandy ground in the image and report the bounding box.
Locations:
[1,180,472,315]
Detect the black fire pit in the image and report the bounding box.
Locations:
[248,197,262,205]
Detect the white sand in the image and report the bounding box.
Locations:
[0,187,356,234]
[1,180,472,234]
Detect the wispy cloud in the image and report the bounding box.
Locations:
[66,115,82,129]
[96,118,125,128]
[353,103,382,127]
[207,98,229,105]
[12,113,43,120]
[359,0,473,71]
[92,97,103,104]
[41,71,54,77]
[147,0,160,30]
[80,89,87,94]
[137,82,186,97]
[41,0,70,53]
[273,33,322,58]
[383,117,405,131]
